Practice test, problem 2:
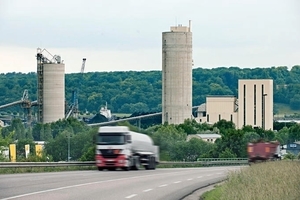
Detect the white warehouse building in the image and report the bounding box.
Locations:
[198,96,238,126]
[196,79,273,130]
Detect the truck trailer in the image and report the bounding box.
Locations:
[247,140,281,164]
[95,126,159,171]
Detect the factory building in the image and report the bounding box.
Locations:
[36,48,65,123]
[162,21,193,124]
[237,79,273,130]
[197,96,238,126]
[196,79,273,130]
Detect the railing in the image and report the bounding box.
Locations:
[0,161,95,168]
[0,158,248,168]
[160,158,248,166]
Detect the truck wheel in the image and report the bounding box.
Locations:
[98,167,103,171]
[122,167,130,171]
[132,157,140,170]
[151,157,156,170]
[152,162,156,170]
[145,156,152,170]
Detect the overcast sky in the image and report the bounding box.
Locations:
[0,0,299,74]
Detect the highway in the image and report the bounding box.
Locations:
[0,166,243,200]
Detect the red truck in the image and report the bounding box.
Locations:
[247,140,282,164]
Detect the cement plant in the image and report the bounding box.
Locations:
[0,21,274,131]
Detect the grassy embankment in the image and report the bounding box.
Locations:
[275,103,300,116]
[0,166,97,174]
[201,161,300,200]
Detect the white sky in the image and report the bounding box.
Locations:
[0,0,299,74]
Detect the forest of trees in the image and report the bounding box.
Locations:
[1,118,300,162]
[1,66,300,115]
[2,66,300,163]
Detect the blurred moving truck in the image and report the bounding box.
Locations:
[95,126,159,171]
[247,140,281,164]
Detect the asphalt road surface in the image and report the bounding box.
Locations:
[0,166,243,200]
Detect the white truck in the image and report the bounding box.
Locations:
[95,126,159,171]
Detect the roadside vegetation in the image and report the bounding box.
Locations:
[201,161,300,200]
[1,118,300,163]
[0,166,97,174]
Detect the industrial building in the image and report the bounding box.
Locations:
[237,79,273,130]
[36,48,65,123]
[196,79,273,130]
[197,96,238,126]
[187,134,221,143]
[162,21,193,125]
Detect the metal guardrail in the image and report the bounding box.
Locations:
[160,158,248,165]
[0,161,95,168]
[0,158,248,168]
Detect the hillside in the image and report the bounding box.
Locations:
[1,66,300,114]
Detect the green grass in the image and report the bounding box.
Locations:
[275,103,300,116]
[113,113,132,117]
[0,166,97,174]
[201,184,222,200]
[201,161,300,200]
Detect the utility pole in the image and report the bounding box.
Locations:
[67,132,71,162]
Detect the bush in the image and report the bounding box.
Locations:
[18,153,53,162]
[283,152,296,160]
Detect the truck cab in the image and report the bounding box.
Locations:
[95,126,159,171]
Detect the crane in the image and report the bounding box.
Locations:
[0,90,37,125]
[65,58,86,119]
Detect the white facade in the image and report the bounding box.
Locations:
[196,79,273,130]
[198,96,238,126]
[237,79,273,130]
[187,134,221,143]
[162,22,193,125]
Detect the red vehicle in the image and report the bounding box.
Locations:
[247,140,281,164]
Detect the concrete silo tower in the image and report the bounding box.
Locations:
[36,48,65,123]
[162,21,193,124]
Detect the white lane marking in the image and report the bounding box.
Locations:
[206,174,212,176]
[197,176,203,178]
[143,189,153,192]
[174,181,181,184]
[2,171,187,200]
[159,184,168,187]
[125,194,137,199]
[216,172,222,174]
[187,178,193,181]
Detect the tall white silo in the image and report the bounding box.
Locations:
[162,21,193,124]
[37,48,65,123]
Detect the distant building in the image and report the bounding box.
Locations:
[286,141,300,155]
[187,134,221,143]
[196,79,273,130]
[197,96,238,126]
[237,79,273,130]
[0,120,4,127]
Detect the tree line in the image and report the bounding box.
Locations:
[1,66,300,116]
[1,117,300,162]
